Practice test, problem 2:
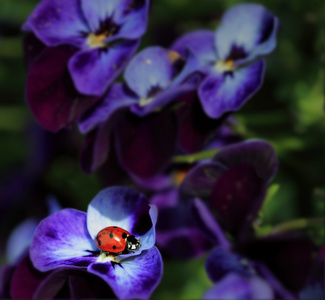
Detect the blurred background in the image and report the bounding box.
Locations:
[0,0,323,298]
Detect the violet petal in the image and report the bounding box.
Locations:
[215,3,279,65]
[206,246,254,283]
[198,59,265,119]
[30,209,98,272]
[78,83,138,134]
[22,0,89,48]
[69,40,139,96]
[124,47,176,99]
[88,247,163,300]
[203,273,274,300]
[171,30,217,68]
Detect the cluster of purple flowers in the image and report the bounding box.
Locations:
[1,1,323,300]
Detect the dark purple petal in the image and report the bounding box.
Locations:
[177,93,231,153]
[22,0,89,48]
[215,3,279,65]
[132,173,173,192]
[23,33,46,70]
[192,198,231,248]
[182,140,278,238]
[0,265,15,298]
[124,47,176,98]
[69,40,139,96]
[210,163,267,237]
[87,187,156,258]
[78,84,137,134]
[206,246,255,283]
[212,140,278,182]
[88,247,163,300]
[180,162,227,199]
[198,59,265,119]
[26,46,99,132]
[10,255,47,299]
[114,111,178,179]
[171,30,217,66]
[68,270,115,299]
[151,189,213,258]
[30,209,98,272]
[203,273,274,300]
[238,234,316,292]
[32,268,115,299]
[79,125,110,174]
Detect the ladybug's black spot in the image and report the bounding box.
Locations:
[112,245,116,250]
[113,226,118,228]
[109,232,114,238]
[98,239,102,246]
[122,232,127,239]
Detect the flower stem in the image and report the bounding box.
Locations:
[172,149,219,164]
[270,217,324,234]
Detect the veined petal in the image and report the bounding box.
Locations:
[88,247,163,300]
[198,59,265,119]
[171,30,217,66]
[215,3,279,64]
[124,47,176,98]
[203,273,274,300]
[22,0,89,48]
[87,187,154,253]
[69,40,139,96]
[30,209,98,272]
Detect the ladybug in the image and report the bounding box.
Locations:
[95,226,141,255]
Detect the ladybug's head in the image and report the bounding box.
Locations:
[126,235,141,252]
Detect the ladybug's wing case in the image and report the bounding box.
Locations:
[95,226,129,253]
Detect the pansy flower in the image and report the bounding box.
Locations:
[29,187,163,299]
[23,0,150,96]
[172,3,279,118]
[180,140,316,298]
[78,46,199,134]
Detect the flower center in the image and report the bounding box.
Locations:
[97,252,121,263]
[173,170,188,186]
[215,60,236,73]
[87,33,108,48]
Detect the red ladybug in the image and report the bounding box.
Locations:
[95,226,141,254]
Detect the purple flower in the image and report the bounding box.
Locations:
[29,187,163,299]
[181,139,278,239]
[181,140,316,298]
[172,3,279,118]
[78,46,200,134]
[23,0,150,96]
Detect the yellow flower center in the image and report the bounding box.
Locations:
[87,33,108,48]
[215,60,236,73]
